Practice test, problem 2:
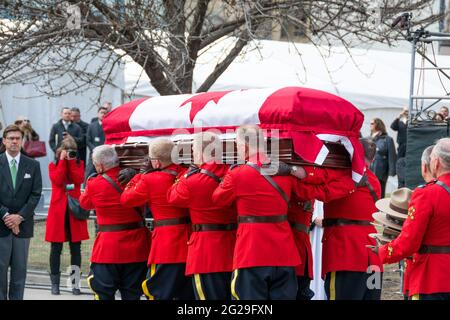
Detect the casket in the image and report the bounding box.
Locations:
[103,87,365,181]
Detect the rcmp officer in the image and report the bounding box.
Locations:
[167,132,237,300]
[212,124,304,300]
[315,138,383,300]
[373,138,450,300]
[120,138,194,300]
[279,138,376,299]
[79,145,151,300]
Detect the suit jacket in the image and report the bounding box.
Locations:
[86,120,105,152]
[48,120,83,154]
[0,153,43,238]
[74,120,89,164]
[390,118,408,158]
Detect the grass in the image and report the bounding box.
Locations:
[28,219,96,276]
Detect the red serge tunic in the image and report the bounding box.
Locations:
[211,154,300,270]
[79,167,150,264]
[167,162,236,275]
[45,159,89,243]
[288,197,314,279]
[120,164,190,265]
[294,166,378,278]
[379,173,450,296]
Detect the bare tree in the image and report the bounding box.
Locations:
[0,0,442,100]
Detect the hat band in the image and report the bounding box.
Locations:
[389,203,408,214]
[386,214,404,226]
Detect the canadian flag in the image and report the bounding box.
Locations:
[103,87,365,181]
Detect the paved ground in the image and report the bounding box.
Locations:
[24,287,93,300]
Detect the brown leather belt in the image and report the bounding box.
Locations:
[98,221,145,232]
[153,216,191,227]
[419,245,450,254]
[238,214,288,224]
[289,221,309,234]
[323,218,372,227]
[191,223,237,232]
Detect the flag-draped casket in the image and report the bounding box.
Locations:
[103,87,365,181]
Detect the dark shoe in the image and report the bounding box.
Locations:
[50,273,60,295]
[72,288,81,295]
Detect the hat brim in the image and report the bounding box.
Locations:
[372,212,403,231]
[369,233,393,244]
[375,198,408,220]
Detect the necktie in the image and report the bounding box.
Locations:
[10,159,17,189]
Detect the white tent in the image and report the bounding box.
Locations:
[2,38,450,191]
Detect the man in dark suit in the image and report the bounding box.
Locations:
[49,107,83,160]
[0,125,42,300]
[86,106,108,179]
[71,107,89,166]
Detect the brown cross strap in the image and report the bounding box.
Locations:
[435,181,450,195]
[245,162,290,208]
[98,221,145,232]
[419,245,450,254]
[238,214,288,224]
[153,216,191,227]
[191,223,237,232]
[289,221,310,234]
[322,218,372,227]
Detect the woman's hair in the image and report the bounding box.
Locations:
[371,118,387,135]
[56,136,77,159]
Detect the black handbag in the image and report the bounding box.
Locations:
[67,194,90,220]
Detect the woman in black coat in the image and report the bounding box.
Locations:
[369,118,397,198]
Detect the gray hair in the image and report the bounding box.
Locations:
[433,138,450,169]
[421,145,434,168]
[92,145,119,170]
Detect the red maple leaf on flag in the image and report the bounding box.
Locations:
[180,91,231,123]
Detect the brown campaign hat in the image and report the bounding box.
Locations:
[370,227,400,244]
[372,212,403,231]
[375,188,412,220]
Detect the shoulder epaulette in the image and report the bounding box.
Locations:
[417,179,437,189]
[86,172,99,181]
[184,166,200,178]
[142,168,157,175]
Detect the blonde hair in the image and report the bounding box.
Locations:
[192,131,221,163]
[149,138,174,163]
[236,124,266,152]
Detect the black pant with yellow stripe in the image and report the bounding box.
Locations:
[231,267,297,300]
[192,272,231,300]
[142,263,194,300]
[324,271,382,300]
[410,293,450,300]
[87,262,147,300]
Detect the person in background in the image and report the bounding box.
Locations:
[85,107,107,179]
[440,106,449,121]
[370,118,397,198]
[49,107,83,160]
[14,116,41,159]
[44,136,88,295]
[391,108,408,188]
[70,108,88,167]
[0,125,42,300]
[91,102,112,123]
